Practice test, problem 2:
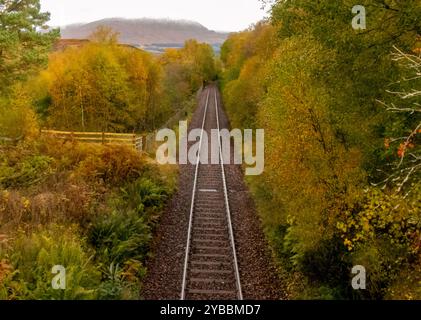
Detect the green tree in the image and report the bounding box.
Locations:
[0,0,59,91]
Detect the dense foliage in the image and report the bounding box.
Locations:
[0,0,217,300]
[0,0,58,141]
[0,141,176,299]
[36,40,164,132]
[33,35,217,133]
[221,0,421,299]
[0,0,59,90]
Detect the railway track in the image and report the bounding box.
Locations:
[181,86,243,300]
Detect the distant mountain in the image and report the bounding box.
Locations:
[61,18,230,49]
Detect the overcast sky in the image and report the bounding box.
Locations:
[40,0,268,32]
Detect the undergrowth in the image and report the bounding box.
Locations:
[0,139,177,300]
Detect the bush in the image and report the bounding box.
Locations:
[97,260,145,300]
[299,237,351,299]
[75,145,146,186]
[35,138,95,171]
[0,86,39,141]
[86,175,172,299]
[0,104,177,300]
[0,154,53,188]
[87,209,150,299]
[338,186,421,299]
[0,225,101,300]
[120,178,170,221]
[0,139,176,300]
[88,210,151,268]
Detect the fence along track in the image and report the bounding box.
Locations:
[181,86,243,300]
[41,129,143,151]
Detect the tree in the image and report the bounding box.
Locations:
[162,40,216,94]
[0,0,59,91]
[89,25,119,45]
[221,0,421,299]
[35,27,169,133]
[0,84,38,139]
[159,40,217,119]
[376,47,421,194]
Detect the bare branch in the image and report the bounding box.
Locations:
[374,47,421,194]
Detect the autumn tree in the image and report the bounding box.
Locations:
[89,25,119,44]
[159,39,217,120]
[161,40,217,95]
[376,47,421,194]
[221,0,421,299]
[35,28,166,132]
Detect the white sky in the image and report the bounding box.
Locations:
[40,0,268,32]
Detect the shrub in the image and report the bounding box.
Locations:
[97,260,145,300]
[35,138,94,171]
[0,86,39,141]
[0,225,101,300]
[119,178,170,222]
[338,186,421,299]
[0,154,53,188]
[299,237,351,299]
[88,210,151,267]
[75,145,146,186]
[87,209,150,299]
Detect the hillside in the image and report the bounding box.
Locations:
[61,18,229,51]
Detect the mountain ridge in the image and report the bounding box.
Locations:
[60,18,230,47]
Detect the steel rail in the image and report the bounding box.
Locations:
[214,90,243,300]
